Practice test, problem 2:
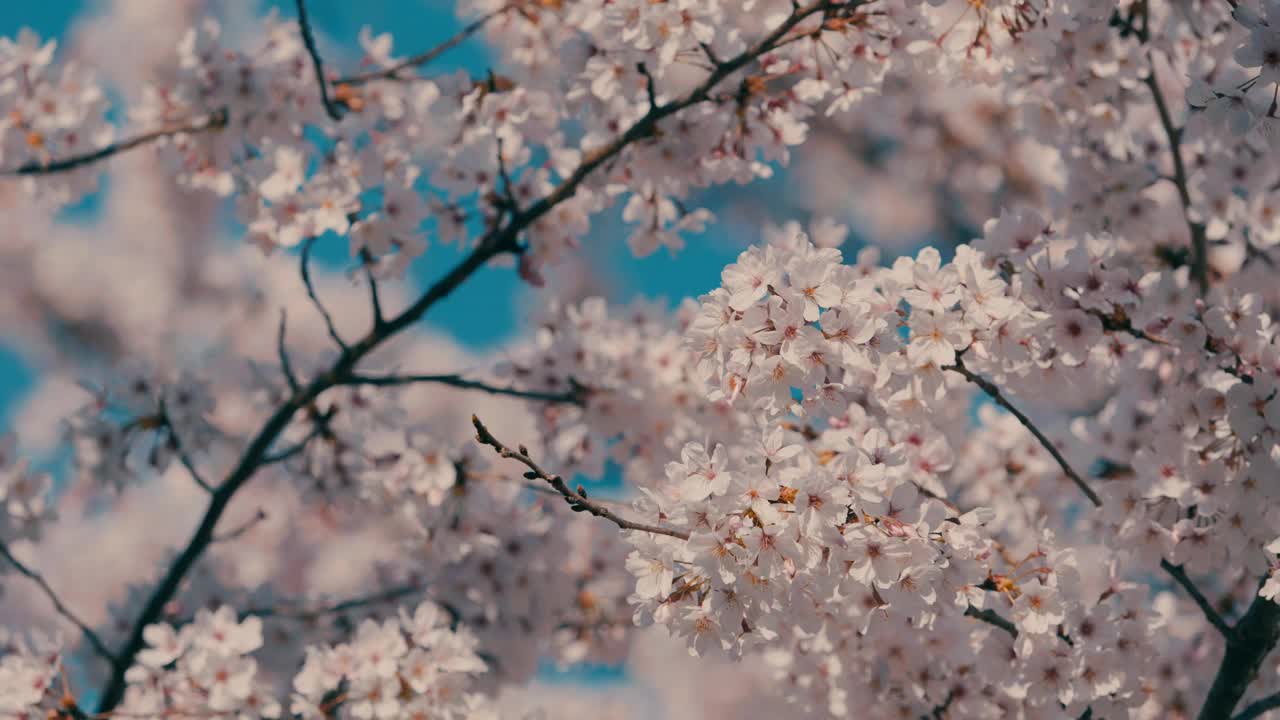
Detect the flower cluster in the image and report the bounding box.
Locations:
[0,434,53,544]
[0,30,111,203]
[109,603,491,719]
[0,629,62,718]
[67,364,216,490]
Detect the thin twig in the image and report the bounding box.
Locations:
[336,5,513,87]
[357,249,386,330]
[1145,57,1209,295]
[944,355,1103,507]
[637,62,659,110]
[1161,560,1234,639]
[165,416,213,493]
[0,540,119,666]
[1235,691,1280,720]
[300,236,348,352]
[493,137,520,213]
[1198,589,1280,719]
[0,109,227,176]
[945,356,1233,644]
[295,0,343,121]
[344,373,586,405]
[472,415,690,540]
[277,310,300,393]
[211,509,268,544]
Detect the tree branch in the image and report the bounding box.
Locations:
[343,372,586,404]
[943,354,1103,507]
[295,0,343,121]
[1198,590,1280,720]
[210,509,268,544]
[472,415,690,540]
[277,310,301,394]
[0,109,227,176]
[0,540,119,667]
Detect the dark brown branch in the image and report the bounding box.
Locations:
[295,0,344,121]
[1198,590,1280,720]
[472,415,690,540]
[1235,691,1280,720]
[94,4,833,710]
[1162,560,1233,639]
[1145,58,1208,295]
[1,109,227,176]
[944,355,1103,507]
[343,372,586,404]
[335,5,513,87]
[0,540,119,667]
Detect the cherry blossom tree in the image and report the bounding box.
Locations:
[5,0,1280,718]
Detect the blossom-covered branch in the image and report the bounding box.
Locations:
[472,415,690,540]
[0,109,227,176]
[90,3,839,710]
